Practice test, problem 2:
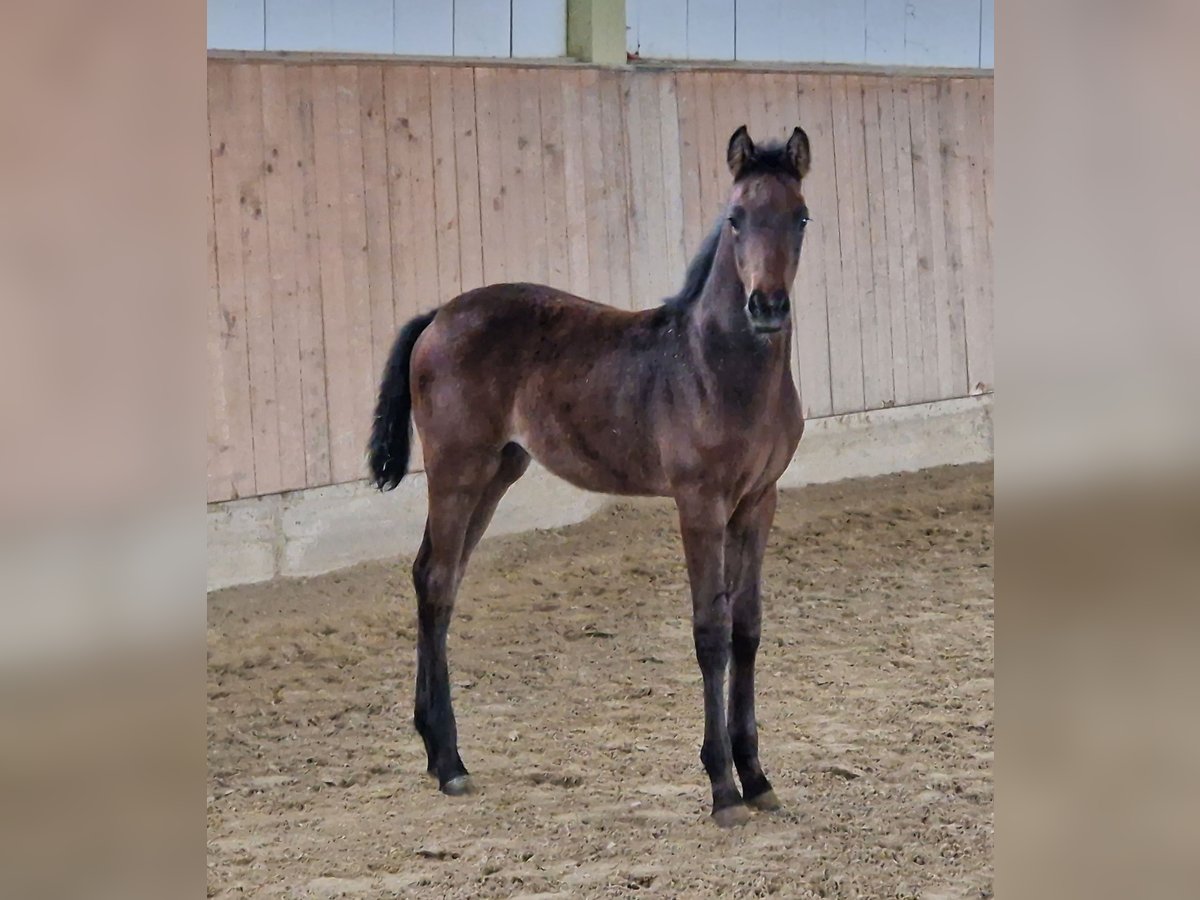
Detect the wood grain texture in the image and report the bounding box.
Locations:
[673,72,708,263]
[861,76,897,409]
[429,66,462,302]
[309,65,354,485]
[656,74,688,293]
[537,69,571,291]
[206,99,235,503]
[579,69,612,305]
[286,64,332,487]
[921,80,968,400]
[889,79,929,405]
[358,65,397,405]
[559,69,591,298]
[209,63,259,500]
[452,67,486,292]
[828,75,867,414]
[599,71,633,309]
[260,64,308,493]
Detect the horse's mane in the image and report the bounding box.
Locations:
[660,216,723,314]
[658,139,798,316]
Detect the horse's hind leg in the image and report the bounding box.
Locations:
[412,445,528,795]
[725,485,780,811]
[460,443,530,567]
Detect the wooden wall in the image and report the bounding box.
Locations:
[207,59,993,503]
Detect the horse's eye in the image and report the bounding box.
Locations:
[727,216,740,234]
[796,214,811,230]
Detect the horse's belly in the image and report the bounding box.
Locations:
[512,417,670,498]
[522,440,670,496]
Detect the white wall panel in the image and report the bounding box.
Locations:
[687,0,735,61]
[333,0,394,55]
[734,0,784,62]
[865,0,908,65]
[632,0,687,59]
[265,0,332,51]
[512,0,568,57]
[394,0,454,56]
[820,0,868,63]
[266,0,393,53]
[901,0,982,68]
[454,0,512,57]
[208,0,265,51]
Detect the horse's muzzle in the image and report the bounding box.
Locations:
[747,290,791,334]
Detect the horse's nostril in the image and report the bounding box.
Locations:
[770,291,791,314]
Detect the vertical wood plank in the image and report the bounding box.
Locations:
[231,64,283,494]
[656,73,688,292]
[954,78,993,394]
[493,67,527,283]
[209,63,257,500]
[285,64,332,486]
[452,67,486,292]
[926,80,968,398]
[623,73,653,305]
[861,76,897,409]
[579,69,612,304]
[206,88,235,502]
[310,65,355,485]
[334,64,374,483]
[841,76,890,411]
[887,78,928,405]
[473,67,507,285]
[515,68,549,285]
[642,71,672,303]
[673,72,707,262]
[691,72,723,226]
[907,80,944,402]
[358,65,398,403]
[537,69,571,291]
[599,71,634,309]
[828,75,866,414]
[979,78,994,251]
[429,66,463,301]
[559,70,591,298]
[260,64,308,492]
[406,67,441,308]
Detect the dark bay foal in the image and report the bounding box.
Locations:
[369,125,812,827]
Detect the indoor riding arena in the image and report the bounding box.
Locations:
[207,2,993,896]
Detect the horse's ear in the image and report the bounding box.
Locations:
[727,125,756,176]
[786,126,811,178]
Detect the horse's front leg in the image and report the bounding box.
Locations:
[676,491,749,827]
[725,484,781,811]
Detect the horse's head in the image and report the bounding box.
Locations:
[724,125,811,336]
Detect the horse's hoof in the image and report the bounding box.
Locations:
[712,804,752,828]
[746,789,781,812]
[441,775,475,796]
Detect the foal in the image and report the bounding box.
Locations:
[369,125,812,827]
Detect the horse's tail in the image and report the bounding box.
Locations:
[368,309,438,491]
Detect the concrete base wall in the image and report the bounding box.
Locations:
[208,394,992,592]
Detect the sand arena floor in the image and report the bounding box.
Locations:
[208,463,993,898]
